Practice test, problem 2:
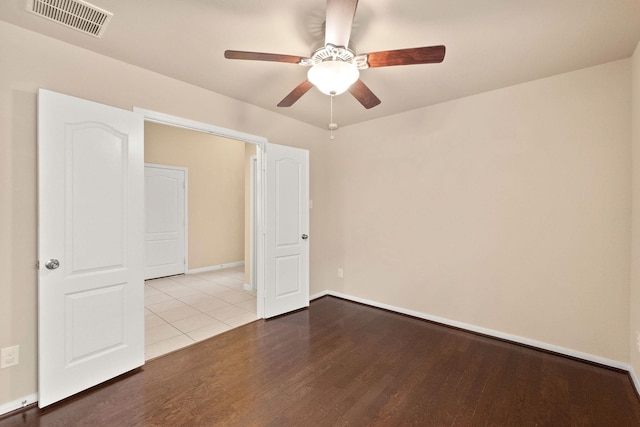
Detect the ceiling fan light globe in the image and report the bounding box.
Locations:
[307,60,359,96]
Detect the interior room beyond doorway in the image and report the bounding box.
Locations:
[143,121,258,359]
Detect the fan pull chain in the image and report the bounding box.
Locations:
[329,92,337,140]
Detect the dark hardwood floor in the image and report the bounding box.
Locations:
[3,296,640,426]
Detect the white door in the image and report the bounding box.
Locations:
[264,143,309,318]
[37,89,145,408]
[144,165,187,279]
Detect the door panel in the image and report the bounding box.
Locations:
[38,89,144,408]
[264,143,309,318]
[66,284,126,364]
[275,157,302,245]
[144,165,186,279]
[275,255,301,296]
[68,124,127,272]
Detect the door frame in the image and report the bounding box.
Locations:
[247,155,257,292]
[144,163,188,279]
[135,108,266,318]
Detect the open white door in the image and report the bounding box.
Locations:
[144,165,187,279]
[264,143,309,318]
[38,89,145,407]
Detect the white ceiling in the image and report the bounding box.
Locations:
[1,0,640,129]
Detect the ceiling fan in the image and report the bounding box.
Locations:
[224,0,446,110]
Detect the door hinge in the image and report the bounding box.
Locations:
[36,260,40,269]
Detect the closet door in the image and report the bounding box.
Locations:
[144,164,187,279]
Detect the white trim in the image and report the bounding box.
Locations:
[144,163,189,279]
[629,366,640,396]
[256,149,265,319]
[0,393,38,416]
[243,283,253,291]
[249,155,257,292]
[187,261,245,274]
[318,290,631,371]
[310,290,330,300]
[135,107,266,319]
[134,108,267,146]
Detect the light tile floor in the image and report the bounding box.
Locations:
[144,266,258,360]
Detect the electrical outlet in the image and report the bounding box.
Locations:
[337,268,343,279]
[1,345,19,368]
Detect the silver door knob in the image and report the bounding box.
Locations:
[45,259,60,270]
[301,234,309,240]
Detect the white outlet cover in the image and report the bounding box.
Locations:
[0,345,19,368]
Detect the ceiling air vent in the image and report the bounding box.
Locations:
[26,0,113,38]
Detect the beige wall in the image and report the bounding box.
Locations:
[0,21,332,408]
[329,59,632,362]
[631,41,640,379]
[145,122,246,270]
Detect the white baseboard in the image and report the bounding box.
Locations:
[317,290,631,373]
[243,283,255,292]
[187,261,244,274]
[0,393,37,417]
[310,290,330,300]
[629,366,640,396]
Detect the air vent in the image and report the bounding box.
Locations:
[26,0,113,38]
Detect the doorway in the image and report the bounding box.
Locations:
[142,120,260,359]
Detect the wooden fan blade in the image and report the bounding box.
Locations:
[224,50,304,64]
[348,79,381,109]
[366,45,446,68]
[325,0,359,48]
[278,80,314,107]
